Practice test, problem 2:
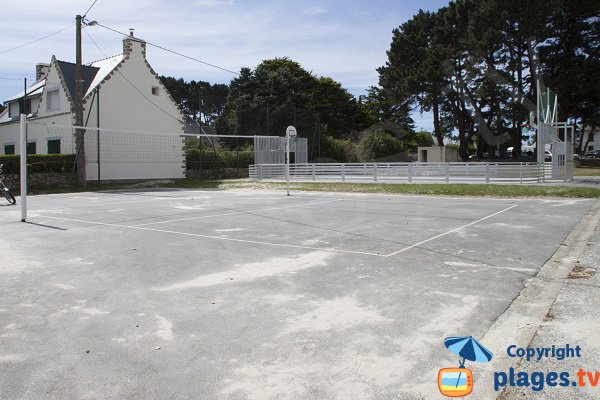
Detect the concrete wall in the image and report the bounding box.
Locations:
[417,146,460,162]
[3,173,75,190]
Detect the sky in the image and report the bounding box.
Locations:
[0,0,448,130]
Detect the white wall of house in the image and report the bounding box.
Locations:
[1,110,74,156]
[82,37,185,180]
[1,36,186,181]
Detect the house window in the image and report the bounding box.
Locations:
[47,89,60,111]
[8,102,19,118]
[47,138,61,154]
[4,144,15,155]
[151,86,159,96]
[27,141,36,154]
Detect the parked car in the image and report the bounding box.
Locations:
[585,150,600,158]
[545,150,552,162]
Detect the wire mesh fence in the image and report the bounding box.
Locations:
[215,105,322,161]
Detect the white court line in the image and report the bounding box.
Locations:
[37,203,517,259]
[385,205,518,257]
[38,215,386,257]
[131,198,342,227]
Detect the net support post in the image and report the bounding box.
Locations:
[520,163,523,184]
[19,114,27,222]
[285,126,296,196]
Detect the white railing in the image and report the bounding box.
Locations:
[250,162,555,184]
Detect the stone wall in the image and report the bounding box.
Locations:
[3,173,76,192]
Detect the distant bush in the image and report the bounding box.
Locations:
[319,136,358,163]
[186,148,253,170]
[357,132,404,161]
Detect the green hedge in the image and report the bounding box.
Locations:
[578,158,600,167]
[186,149,253,170]
[0,154,76,174]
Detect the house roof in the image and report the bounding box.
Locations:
[0,107,10,124]
[86,54,124,97]
[56,60,100,102]
[7,78,46,101]
[3,54,124,108]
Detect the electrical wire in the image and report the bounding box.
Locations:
[0,24,73,55]
[82,0,100,18]
[84,28,185,123]
[95,22,240,76]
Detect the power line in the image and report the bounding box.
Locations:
[0,24,73,55]
[84,28,185,123]
[94,22,240,76]
[82,0,100,18]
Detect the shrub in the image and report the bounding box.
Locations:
[0,154,76,174]
[319,136,358,163]
[185,148,253,170]
[357,132,404,161]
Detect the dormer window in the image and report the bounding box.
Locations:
[8,99,31,118]
[46,89,60,111]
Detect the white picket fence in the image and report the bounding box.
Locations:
[249,162,558,184]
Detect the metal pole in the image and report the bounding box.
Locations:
[96,87,100,184]
[286,132,290,196]
[317,112,320,159]
[20,114,27,222]
[75,15,86,186]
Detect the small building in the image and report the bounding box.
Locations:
[417,146,459,162]
[580,126,599,154]
[0,32,186,180]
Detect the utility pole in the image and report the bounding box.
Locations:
[75,15,86,186]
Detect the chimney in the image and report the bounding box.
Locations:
[36,63,50,81]
[123,31,146,59]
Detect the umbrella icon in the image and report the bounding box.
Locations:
[444,336,493,389]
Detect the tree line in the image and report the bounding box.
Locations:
[378,0,598,159]
[161,0,599,161]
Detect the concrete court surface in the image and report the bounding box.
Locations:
[0,189,595,399]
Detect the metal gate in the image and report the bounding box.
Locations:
[254,136,308,165]
[538,122,574,181]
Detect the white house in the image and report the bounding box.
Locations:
[0,32,186,180]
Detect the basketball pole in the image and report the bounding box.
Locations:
[286,126,297,196]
